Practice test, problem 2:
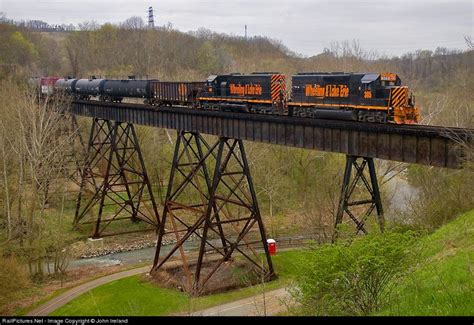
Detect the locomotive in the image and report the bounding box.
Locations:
[198,73,286,114]
[50,71,420,124]
[289,72,420,124]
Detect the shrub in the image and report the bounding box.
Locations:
[0,254,30,314]
[291,231,419,315]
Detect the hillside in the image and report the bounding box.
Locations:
[0,19,472,316]
[377,209,474,316]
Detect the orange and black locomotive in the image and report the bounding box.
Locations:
[289,72,420,124]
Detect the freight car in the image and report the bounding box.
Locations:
[102,78,157,103]
[151,81,205,106]
[53,77,206,106]
[74,77,107,100]
[29,76,60,100]
[55,77,78,95]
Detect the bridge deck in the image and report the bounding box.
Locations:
[69,100,472,168]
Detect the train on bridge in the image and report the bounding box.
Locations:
[32,71,421,124]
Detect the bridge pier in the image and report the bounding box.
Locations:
[333,155,385,240]
[152,132,274,295]
[40,114,86,208]
[74,118,160,238]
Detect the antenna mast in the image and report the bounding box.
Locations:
[148,6,155,29]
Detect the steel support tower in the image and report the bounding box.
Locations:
[152,131,274,295]
[74,118,160,238]
[334,155,385,240]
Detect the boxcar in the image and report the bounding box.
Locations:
[152,81,205,106]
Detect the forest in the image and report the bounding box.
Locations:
[0,15,472,315]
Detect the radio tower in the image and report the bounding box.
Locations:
[148,6,155,29]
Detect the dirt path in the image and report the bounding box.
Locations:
[189,288,291,316]
[27,265,153,316]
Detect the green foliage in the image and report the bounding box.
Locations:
[292,231,419,315]
[377,209,474,316]
[8,31,38,65]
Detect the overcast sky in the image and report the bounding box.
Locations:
[1,0,472,57]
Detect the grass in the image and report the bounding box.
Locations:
[376,209,474,316]
[15,260,153,316]
[50,249,309,316]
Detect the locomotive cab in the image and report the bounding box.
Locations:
[380,73,420,124]
[359,72,419,123]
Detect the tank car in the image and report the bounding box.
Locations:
[102,78,156,103]
[54,77,78,95]
[74,77,107,100]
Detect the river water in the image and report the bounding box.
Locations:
[55,240,201,271]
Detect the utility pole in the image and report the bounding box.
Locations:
[245,24,247,39]
[148,6,155,29]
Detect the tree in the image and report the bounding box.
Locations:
[6,31,38,66]
[121,16,146,30]
[0,81,77,278]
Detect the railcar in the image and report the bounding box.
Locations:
[55,77,78,95]
[74,77,107,100]
[29,76,60,100]
[102,78,156,103]
[151,81,205,106]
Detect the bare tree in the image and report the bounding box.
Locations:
[0,82,78,277]
[121,16,146,30]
